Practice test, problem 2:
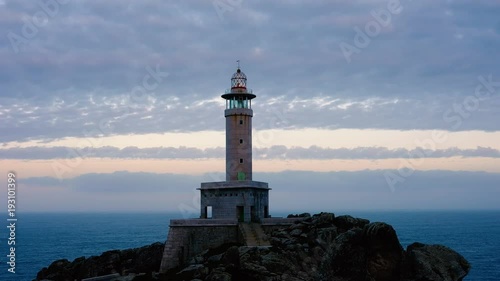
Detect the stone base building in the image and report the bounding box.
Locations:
[199,181,270,222]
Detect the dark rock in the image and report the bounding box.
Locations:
[363,222,403,281]
[401,242,471,281]
[130,273,153,281]
[176,264,205,280]
[35,242,164,281]
[287,212,311,218]
[36,259,73,281]
[261,251,295,273]
[206,268,232,281]
[334,215,370,231]
[313,212,336,227]
[207,253,224,263]
[221,246,240,267]
[290,228,303,237]
[36,213,470,281]
[185,213,468,281]
[325,228,367,280]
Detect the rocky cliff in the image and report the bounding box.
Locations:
[35,242,164,281]
[36,213,470,281]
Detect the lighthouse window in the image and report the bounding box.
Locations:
[239,139,243,144]
[240,158,243,164]
[239,119,243,125]
[207,206,212,218]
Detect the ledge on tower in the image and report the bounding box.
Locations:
[199,180,270,190]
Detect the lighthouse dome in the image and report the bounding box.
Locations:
[231,68,247,89]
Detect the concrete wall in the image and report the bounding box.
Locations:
[159,220,239,273]
[200,188,269,222]
[159,218,302,273]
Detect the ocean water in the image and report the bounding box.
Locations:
[0,210,498,281]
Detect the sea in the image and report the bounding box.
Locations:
[0,210,499,281]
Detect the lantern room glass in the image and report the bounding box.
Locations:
[226,97,251,109]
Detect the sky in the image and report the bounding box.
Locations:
[0,0,499,213]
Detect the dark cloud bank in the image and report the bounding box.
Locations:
[2,145,500,159]
[21,170,500,211]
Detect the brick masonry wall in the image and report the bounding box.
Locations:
[225,108,253,181]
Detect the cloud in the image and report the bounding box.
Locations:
[2,145,500,160]
[257,145,500,160]
[22,171,202,192]
[0,0,499,142]
[1,91,499,143]
[0,146,224,159]
[15,170,500,212]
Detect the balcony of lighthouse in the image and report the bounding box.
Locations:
[225,87,253,94]
[223,86,256,110]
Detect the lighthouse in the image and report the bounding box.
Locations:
[199,64,270,222]
[160,65,300,273]
[223,64,255,181]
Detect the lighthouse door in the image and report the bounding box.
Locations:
[237,206,244,222]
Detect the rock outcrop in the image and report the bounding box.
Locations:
[35,213,470,281]
[35,242,164,281]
